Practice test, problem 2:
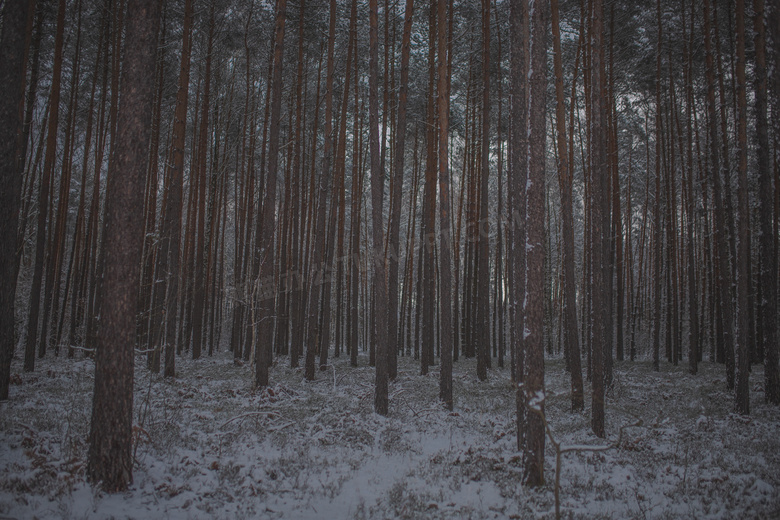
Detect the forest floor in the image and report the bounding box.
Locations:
[1,347,779,519]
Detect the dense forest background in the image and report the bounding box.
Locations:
[1,0,779,509]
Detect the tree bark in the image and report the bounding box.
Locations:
[734,0,751,415]
[437,0,454,411]
[590,0,608,439]
[510,0,529,455]
[0,0,32,400]
[255,0,287,388]
[87,0,160,491]
[522,0,548,485]
[388,0,415,383]
[763,0,780,405]
[369,0,390,416]
[551,0,584,412]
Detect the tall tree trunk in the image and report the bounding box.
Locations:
[421,2,437,376]
[761,0,780,404]
[24,0,66,371]
[288,0,307,368]
[683,0,699,375]
[369,0,390,416]
[0,0,32,400]
[160,0,194,378]
[476,0,491,382]
[590,0,608,439]
[331,0,357,364]
[387,0,415,383]
[551,0,584,412]
[437,0,454,411]
[87,0,159,491]
[348,22,362,368]
[304,0,335,381]
[652,0,664,374]
[510,0,528,452]
[255,0,287,388]
[522,0,548,486]
[192,4,215,361]
[703,0,736,389]
[734,0,751,415]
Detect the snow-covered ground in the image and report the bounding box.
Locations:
[1,349,778,519]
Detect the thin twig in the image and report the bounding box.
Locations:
[530,404,643,520]
[219,411,280,430]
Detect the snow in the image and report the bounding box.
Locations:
[1,350,779,519]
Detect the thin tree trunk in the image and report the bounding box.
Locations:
[704,0,736,389]
[304,0,335,381]
[369,0,389,416]
[653,0,664,374]
[476,0,491,382]
[590,0,608,439]
[255,0,287,388]
[437,0,453,411]
[24,0,67,371]
[192,4,215,361]
[734,0,751,415]
[161,0,194,378]
[387,0,414,383]
[510,0,528,452]
[551,0,584,411]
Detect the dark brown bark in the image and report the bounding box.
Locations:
[522,0,548,486]
[160,0,194,378]
[387,0,414,383]
[24,0,66,371]
[762,0,780,404]
[437,0,453,411]
[683,0,699,375]
[510,0,528,451]
[590,0,608,439]
[140,10,166,370]
[192,4,215,361]
[87,0,160,491]
[370,0,389,416]
[304,0,335,382]
[47,2,83,356]
[653,0,663,374]
[0,0,32,400]
[331,0,357,364]
[551,0,584,412]
[421,2,437,376]
[476,0,491,382]
[255,0,287,388]
[288,0,307,368]
[734,0,750,415]
[703,0,736,389]
[348,21,362,368]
